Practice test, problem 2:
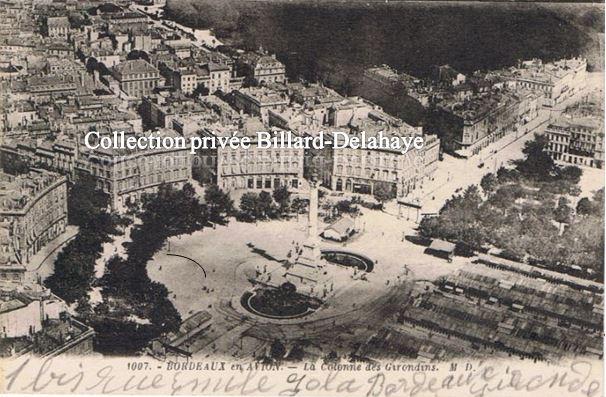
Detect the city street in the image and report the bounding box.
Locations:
[416,76,604,215]
[25,225,78,282]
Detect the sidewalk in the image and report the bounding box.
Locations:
[25,225,79,282]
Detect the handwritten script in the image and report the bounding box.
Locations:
[2,357,601,396]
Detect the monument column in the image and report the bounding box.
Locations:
[290,178,321,268]
[283,176,329,299]
[308,179,319,241]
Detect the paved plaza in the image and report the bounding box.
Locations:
[145,199,473,358]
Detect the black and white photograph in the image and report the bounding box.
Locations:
[0,0,603,396]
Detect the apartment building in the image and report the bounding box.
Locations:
[0,170,68,264]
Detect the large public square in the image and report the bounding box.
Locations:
[145,204,431,358]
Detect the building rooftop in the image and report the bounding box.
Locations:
[0,316,93,358]
[0,169,65,212]
[440,89,517,122]
[324,216,354,235]
[112,59,159,76]
[240,50,284,69]
[46,16,69,28]
[288,83,344,105]
[549,115,603,131]
[27,74,76,90]
[236,86,289,105]
[153,94,207,115]
[514,57,587,84]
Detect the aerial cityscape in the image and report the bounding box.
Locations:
[0,0,603,383]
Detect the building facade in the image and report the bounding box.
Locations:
[546,116,604,169]
[232,87,289,123]
[0,170,68,264]
[238,50,286,85]
[322,127,433,198]
[75,131,192,209]
[434,89,529,156]
[111,59,161,97]
[44,16,70,39]
[198,124,304,191]
[514,58,587,107]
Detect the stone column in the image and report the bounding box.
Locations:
[308,180,319,240]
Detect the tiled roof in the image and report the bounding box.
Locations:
[112,59,158,76]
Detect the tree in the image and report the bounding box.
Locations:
[204,184,233,224]
[496,166,519,184]
[68,12,91,29]
[238,192,260,222]
[291,197,308,214]
[45,244,97,304]
[488,184,525,209]
[576,197,593,216]
[336,199,359,215]
[418,156,600,276]
[480,173,498,195]
[101,255,148,294]
[259,191,278,219]
[554,196,573,232]
[126,50,150,62]
[68,174,110,226]
[373,181,395,203]
[418,185,486,250]
[514,134,556,181]
[137,183,208,238]
[45,175,122,304]
[272,185,291,214]
[127,183,208,264]
[418,216,441,238]
[559,165,583,185]
[192,84,210,97]
[560,215,604,276]
[147,281,181,330]
[91,185,207,354]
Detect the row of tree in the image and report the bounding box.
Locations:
[236,185,297,222]
[419,135,604,277]
[45,175,126,304]
[92,183,211,353]
[47,180,220,354]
